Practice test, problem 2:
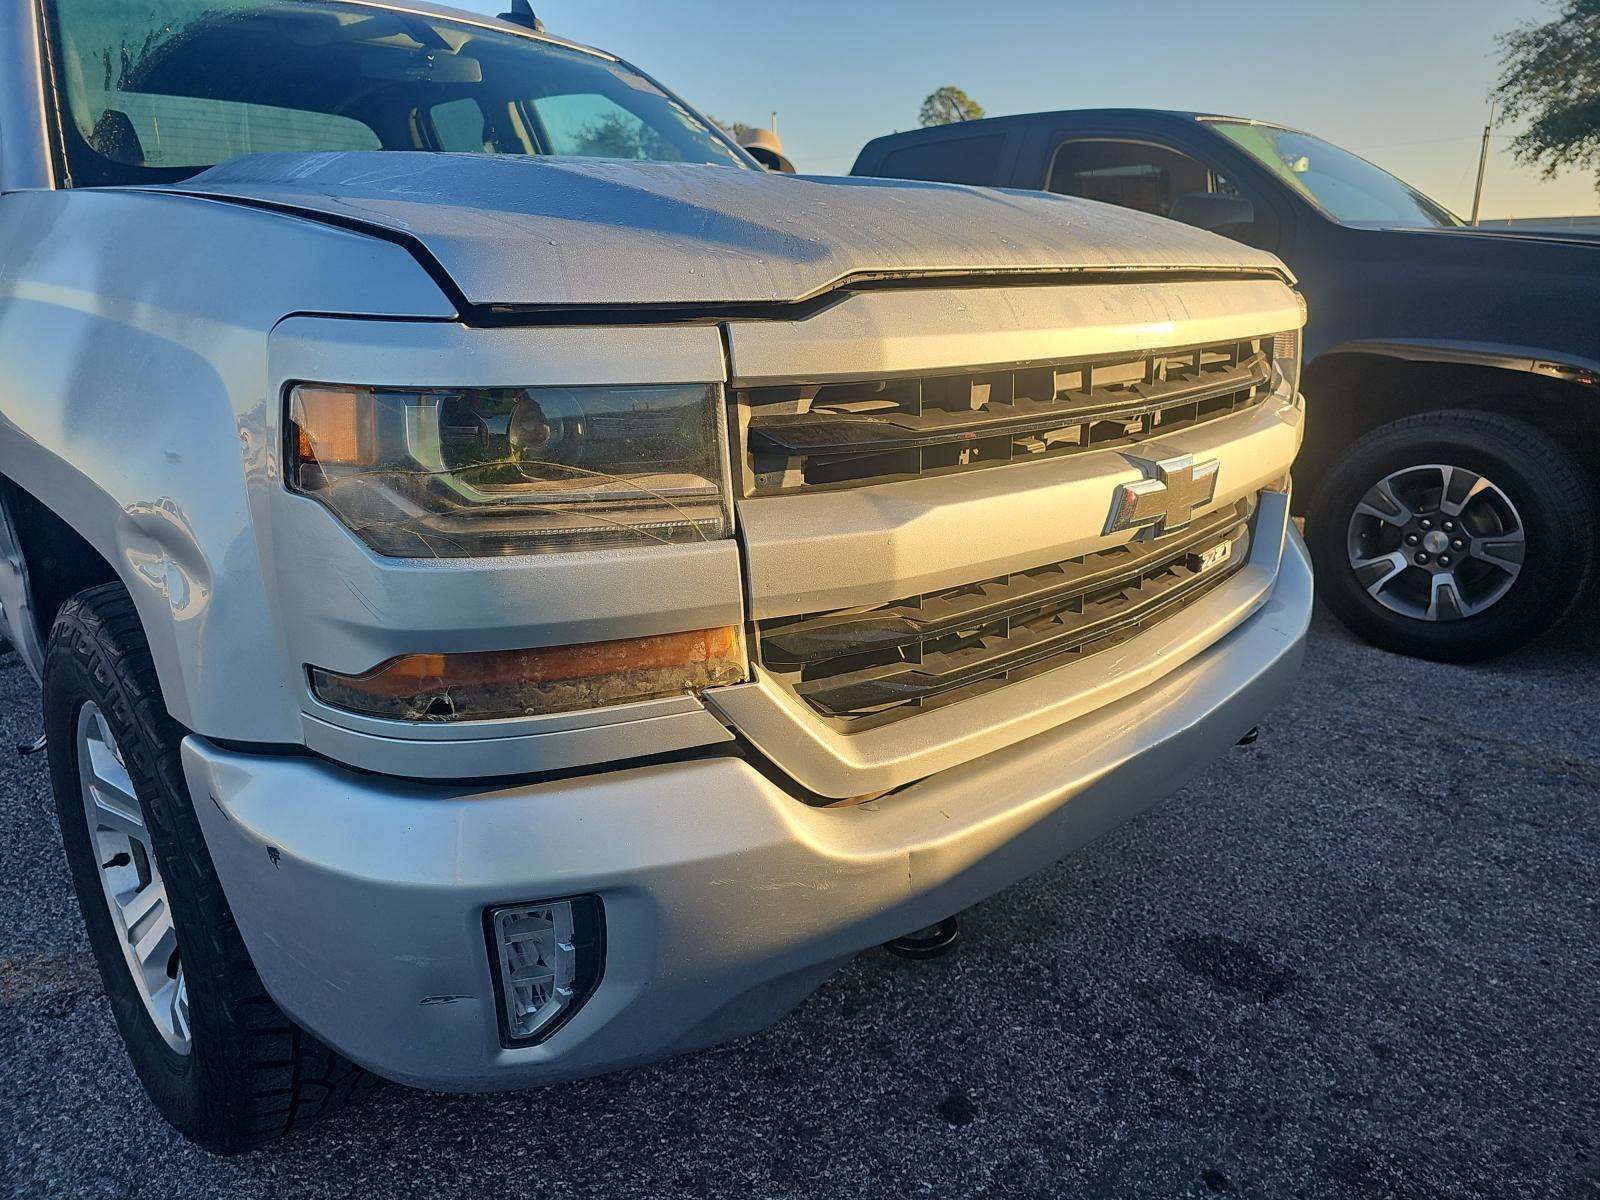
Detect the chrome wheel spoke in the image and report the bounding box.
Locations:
[119,878,166,932]
[131,907,177,991]
[88,777,145,841]
[84,720,145,841]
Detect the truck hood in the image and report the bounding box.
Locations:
[170,152,1288,310]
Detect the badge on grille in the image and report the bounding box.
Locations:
[1104,450,1221,537]
[1188,540,1233,573]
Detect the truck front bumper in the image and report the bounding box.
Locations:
[184,528,1312,1092]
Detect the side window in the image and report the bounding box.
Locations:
[1047,140,1212,217]
[878,133,1006,186]
[1046,138,1267,246]
[533,93,683,161]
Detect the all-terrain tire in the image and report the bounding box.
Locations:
[1307,410,1594,662]
[44,582,374,1154]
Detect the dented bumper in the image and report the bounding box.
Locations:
[183,529,1311,1092]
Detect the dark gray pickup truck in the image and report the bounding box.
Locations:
[855,110,1600,661]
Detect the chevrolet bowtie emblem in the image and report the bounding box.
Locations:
[1104,450,1221,537]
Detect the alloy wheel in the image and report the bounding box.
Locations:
[75,701,190,1053]
[1345,463,1525,622]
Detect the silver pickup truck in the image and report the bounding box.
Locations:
[0,0,1311,1153]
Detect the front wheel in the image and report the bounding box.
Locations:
[44,582,373,1153]
[1307,410,1594,662]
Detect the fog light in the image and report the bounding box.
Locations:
[486,896,604,1045]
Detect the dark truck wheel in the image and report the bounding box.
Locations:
[43,582,373,1153]
[1307,411,1594,662]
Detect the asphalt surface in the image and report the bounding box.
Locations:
[2,603,1598,1200]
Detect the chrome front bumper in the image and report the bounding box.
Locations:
[185,527,1312,1092]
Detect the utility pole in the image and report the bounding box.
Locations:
[1470,99,1497,226]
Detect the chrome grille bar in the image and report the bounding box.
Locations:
[740,337,1278,495]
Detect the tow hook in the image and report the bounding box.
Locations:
[1235,726,1260,746]
[884,916,960,960]
[16,733,46,757]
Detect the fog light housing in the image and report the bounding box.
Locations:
[486,895,604,1046]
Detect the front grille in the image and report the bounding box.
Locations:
[756,497,1256,729]
[739,336,1278,495]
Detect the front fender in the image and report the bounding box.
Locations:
[0,188,452,740]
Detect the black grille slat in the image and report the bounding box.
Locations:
[741,337,1280,495]
[791,564,1234,718]
[761,500,1250,669]
[757,499,1257,728]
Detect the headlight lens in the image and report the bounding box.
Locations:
[288,383,732,557]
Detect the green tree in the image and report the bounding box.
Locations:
[708,116,759,140]
[918,85,984,127]
[1494,0,1600,195]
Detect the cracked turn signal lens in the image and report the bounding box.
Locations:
[309,626,747,721]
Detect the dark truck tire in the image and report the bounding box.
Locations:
[1307,410,1593,662]
[43,582,373,1154]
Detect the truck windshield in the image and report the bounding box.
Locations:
[43,0,747,187]
[1208,121,1461,229]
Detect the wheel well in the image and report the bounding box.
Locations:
[1,478,119,644]
[1296,352,1600,510]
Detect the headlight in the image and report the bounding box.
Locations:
[287,383,732,557]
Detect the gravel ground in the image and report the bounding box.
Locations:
[2,603,1598,1200]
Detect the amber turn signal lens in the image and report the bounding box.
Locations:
[310,627,747,722]
[290,385,377,468]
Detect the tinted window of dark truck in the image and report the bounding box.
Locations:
[1048,140,1212,218]
[877,132,1006,185]
[1045,136,1266,247]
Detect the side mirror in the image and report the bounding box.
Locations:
[1169,191,1255,236]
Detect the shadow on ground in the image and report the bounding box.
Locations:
[3,601,1597,1199]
